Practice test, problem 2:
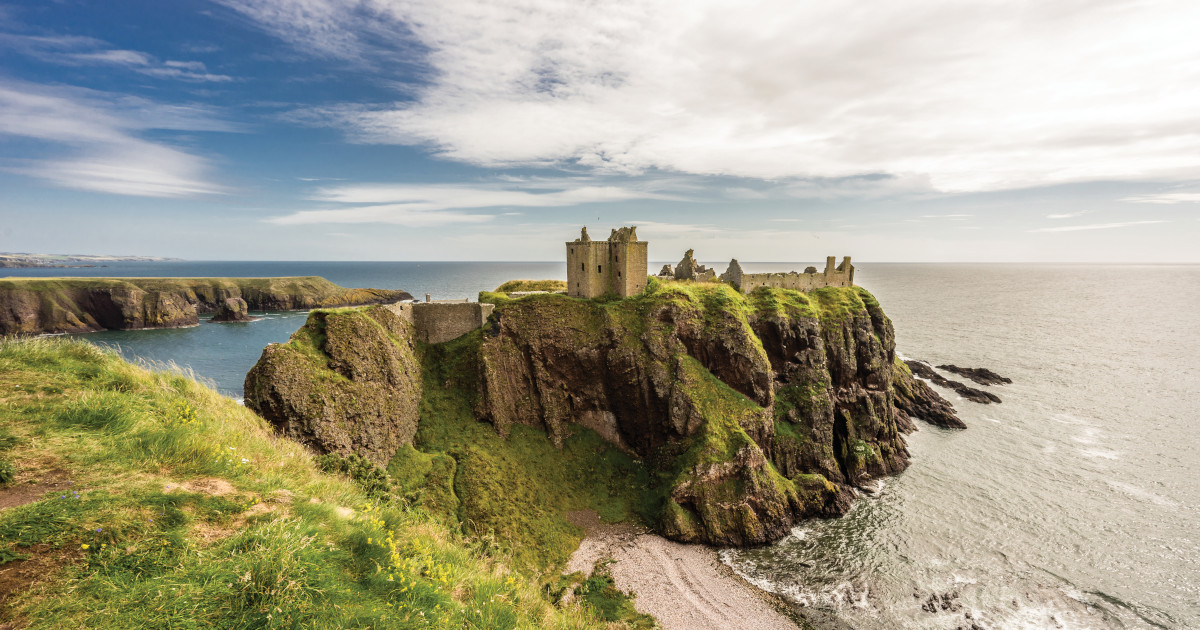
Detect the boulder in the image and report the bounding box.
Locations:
[210,297,255,322]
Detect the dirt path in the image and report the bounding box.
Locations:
[566,512,798,630]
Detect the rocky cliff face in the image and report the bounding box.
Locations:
[0,277,411,335]
[243,306,422,467]
[474,282,956,545]
[243,280,959,548]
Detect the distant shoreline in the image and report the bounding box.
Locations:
[0,253,183,269]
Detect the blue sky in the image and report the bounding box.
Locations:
[1,0,1198,262]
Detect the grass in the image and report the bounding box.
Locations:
[0,336,633,628]
[493,280,568,293]
[410,333,657,571]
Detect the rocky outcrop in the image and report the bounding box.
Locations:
[893,361,966,429]
[905,360,1001,404]
[210,297,255,322]
[242,282,960,548]
[475,283,957,545]
[936,364,1012,386]
[243,306,422,467]
[0,277,411,335]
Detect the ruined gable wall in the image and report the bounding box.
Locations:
[730,256,854,294]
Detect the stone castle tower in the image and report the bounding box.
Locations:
[566,226,649,298]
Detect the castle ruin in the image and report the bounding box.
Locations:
[660,251,854,294]
[566,226,649,298]
[566,226,854,299]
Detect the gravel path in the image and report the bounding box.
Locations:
[566,512,798,630]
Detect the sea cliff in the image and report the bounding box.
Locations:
[0,276,410,335]
[245,278,959,554]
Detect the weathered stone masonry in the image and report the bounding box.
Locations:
[566,226,649,298]
[718,256,854,293]
[386,301,495,344]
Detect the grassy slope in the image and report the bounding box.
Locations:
[0,276,393,308]
[0,338,626,629]
[405,334,656,573]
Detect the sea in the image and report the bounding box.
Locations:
[6,261,1198,629]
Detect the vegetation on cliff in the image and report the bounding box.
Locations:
[474,278,919,546]
[0,276,411,335]
[0,338,642,628]
[243,278,956,559]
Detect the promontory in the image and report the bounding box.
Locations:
[0,276,411,335]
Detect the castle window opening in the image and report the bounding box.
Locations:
[598,265,602,273]
[581,263,585,271]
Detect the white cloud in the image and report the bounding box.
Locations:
[1028,220,1168,233]
[267,180,683,225]
[1047,210,1090,219]
[0,33,234,82]
[226,0,1200,192]
[1121,192,1200,204]
[0,81,234,197]
[920,214,973,219]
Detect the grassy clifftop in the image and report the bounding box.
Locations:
[0,276,410,335]
[0,338,632,628]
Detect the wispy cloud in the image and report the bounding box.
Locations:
[1120,192,1200,204]
[0,81,236,197]
[1047,210,1090,219]
[920,214,972,219]
[0,33,234,82]
[227,0,1200,192]
[267,180,685,225]
[1028,220,1168,233]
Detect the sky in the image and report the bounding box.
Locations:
[1,0,1199,262]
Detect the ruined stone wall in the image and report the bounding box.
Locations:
[384,301,494,344]
[724,256,855,294]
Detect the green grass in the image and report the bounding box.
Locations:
[409,334,656,572]
[0,336,627,628]
[494,279,568,293]
[574,564,657,628]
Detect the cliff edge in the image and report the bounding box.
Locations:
[0,276,411,335]
[244,279,959,550]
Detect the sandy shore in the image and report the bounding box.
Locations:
[566,512,800,630]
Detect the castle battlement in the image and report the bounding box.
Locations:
[565,227,853,299]
[566,226,649,298]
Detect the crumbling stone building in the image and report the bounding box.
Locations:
[660,254,854,294]
[566,226,649,298]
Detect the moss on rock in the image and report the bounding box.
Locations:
[243,306,422,467]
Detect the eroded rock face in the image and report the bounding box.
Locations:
[475,285,958,545]
[243,306,422,467]
[0,277,411,335]
[210,297,255,322]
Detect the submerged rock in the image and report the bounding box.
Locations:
[210,297,255,322]
[936,364,1012,386]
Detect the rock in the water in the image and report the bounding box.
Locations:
[244,306,422,467]
[904,360,1001,404]
[936,364,1012,386]
[210,297,255,322]
[893,361,966,428]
